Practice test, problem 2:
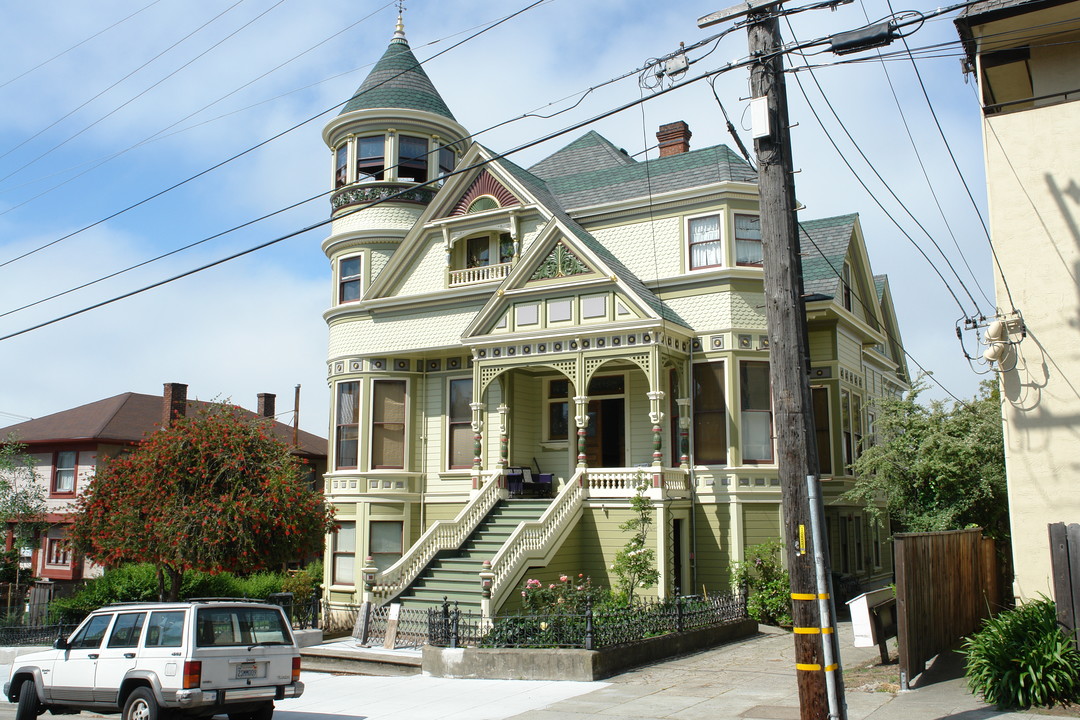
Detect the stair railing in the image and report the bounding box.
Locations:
[483,469,587,615]
[366,469,503,604]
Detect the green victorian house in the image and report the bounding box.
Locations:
[319,18,909,618]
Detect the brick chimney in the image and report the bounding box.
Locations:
[257,393,276,419]
[656,121,692,157]
[162,382,188,428]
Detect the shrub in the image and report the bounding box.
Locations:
[520,574,612,614]
[729,541,792,627]
[962,597,1080,709]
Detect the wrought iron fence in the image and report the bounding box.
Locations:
[267,592,321,630]
[0,623,80,647]
[428,592,748,650]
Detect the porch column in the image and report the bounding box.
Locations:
[497,403,509,468]
[647,390,665,467]
[470,401,485,485]
[573,395,590,468]
[676,398,690,468]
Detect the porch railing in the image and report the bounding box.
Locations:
[369,470,503,603]
[584,467,691,498]
[486,470,587,612]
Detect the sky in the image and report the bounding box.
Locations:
[0,0,998,437]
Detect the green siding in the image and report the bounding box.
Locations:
[743,503,781,548]
[424,502,465,529]
[693,503,733,594]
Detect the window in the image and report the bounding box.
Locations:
[740,362,773,463]
[370,521,403,572]
[339,256,362,303]
[841,390,863,469]
[70,614,113,649]
[467,196,498,213]
[107,613,146,649]
[46,538,71,567]
[196,607,289,647]
[693,362,727,465]
[669,369,681,463]
[688,215,722,269]
[333,521,355,585]
[335,144,348,188]
[438,146,456,182]
[54,450,76,493]
[466,236,490,268]
[498,234,513,264]
[812,387,832,475]
[547,379,570,441]
[336,382,360,469]
[854,516,865,572]
[356,135,384,181]
[448,378,472,469]
[852,394,863,461]
[398,135,429,182]
[548,299,572,323]
[734,214,762,266]
[145,610,185,648]
[371,380,406,469]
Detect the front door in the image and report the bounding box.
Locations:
[584,397,625,467]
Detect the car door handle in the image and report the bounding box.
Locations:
[88,654,99,659]
[125,653,136,659]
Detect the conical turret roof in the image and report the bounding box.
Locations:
[340,16,456,120]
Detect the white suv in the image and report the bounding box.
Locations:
[5,600,304,720]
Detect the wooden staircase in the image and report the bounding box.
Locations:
[394,499,551,612]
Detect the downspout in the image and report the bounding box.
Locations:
[419,370,427,535]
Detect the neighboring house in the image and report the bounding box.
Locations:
[955,0,1080,600]
[320,18,909,614]
[0,383,327,588]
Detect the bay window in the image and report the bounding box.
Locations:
[333,521,355,585]
[370,521,403,572]
[339,256,362,303]
[371,380,406,469]
[740,361,774,463]
[812,387,832,474]
[398,135,429,182]
[692,362,727,465]
[335,144,348,188]
[356,135,385,181]
[335,382,360,470]
[735,214,763,266]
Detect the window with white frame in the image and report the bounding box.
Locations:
[333,521,355,585]
[336,382,360,470]
[371,380,406,469]
[370,521,403,572]
[335,144,348,188]
[54,450,76,493]
[462,232,512,269]
[688,214,722,269]
[438,146,456,183]
[339,255,362,304]
[47,537,72,567]
[448,378,472,469]
[841,262,853,311]
[740,361,773,463]
[734,214,762,266]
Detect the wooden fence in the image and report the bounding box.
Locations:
[894,528,1002,689]
[1049,523,1080,652]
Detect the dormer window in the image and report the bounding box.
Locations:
[466,236,490,268]
[356,135,385,181]
[450,232,514,286]
[398,135,429,182]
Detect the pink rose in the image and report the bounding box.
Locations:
[559,575,568,582]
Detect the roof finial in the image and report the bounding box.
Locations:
[394,1,406,40]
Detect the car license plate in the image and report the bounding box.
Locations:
[235,663,259,679]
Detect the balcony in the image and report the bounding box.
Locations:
[449,262,511,287]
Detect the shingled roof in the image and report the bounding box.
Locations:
[798,214,859,299]
[529,133,756,209]
[340,19,455,120]
[0,393,327,457]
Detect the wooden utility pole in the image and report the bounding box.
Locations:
[701,4,845,719]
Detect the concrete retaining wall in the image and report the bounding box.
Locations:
[422,618,758,681]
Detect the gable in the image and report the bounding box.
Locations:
[448,170,521,216]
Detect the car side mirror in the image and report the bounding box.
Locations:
[53,637,70,650]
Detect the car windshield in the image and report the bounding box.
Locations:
[195,606,291,647]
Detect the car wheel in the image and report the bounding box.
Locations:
[123,688,159,720]
[15,679,39,720]
[228,702,273,720]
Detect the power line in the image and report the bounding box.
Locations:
[0,0,549,270]
[0,0,164,91]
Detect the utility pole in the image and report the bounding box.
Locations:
[699,4,845,719]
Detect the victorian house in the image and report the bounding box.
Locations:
[322,18,908,615]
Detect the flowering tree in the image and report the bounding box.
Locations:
[72,404,334,601]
